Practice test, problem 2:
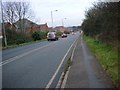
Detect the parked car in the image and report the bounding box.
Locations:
[47,32,58,41]
[61,33,67,38]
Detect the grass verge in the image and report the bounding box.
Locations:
[60,58,73,87]
[2,39,46,50]
[64,58,73,74]
[84,35,119,88]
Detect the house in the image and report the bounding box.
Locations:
[15,19,48,34]
[15,18,39,33]
[48,27,53,31]
[39,23,48,32]
[54,26,65,32]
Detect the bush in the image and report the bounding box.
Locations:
[38,31,47,39]
[56,31,63,36]
[2,29,47,47]
[2,29,33,46]
[32,31,47,41]
[15,36,25,45]
[64,30,70,34]
[32,32,41,41]
[81,2,119,48]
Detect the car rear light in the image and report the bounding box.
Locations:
[53,35,55,38]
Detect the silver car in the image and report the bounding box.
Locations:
[47,32,58,41]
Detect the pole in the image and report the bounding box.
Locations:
[62,18,66,27]
[62,19,64,26]
[1,1,7,46]
[51,10,58,31]
[51,11,53,30]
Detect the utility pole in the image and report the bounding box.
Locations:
[61,18,67,33]
[51,10,58,31]
[51,11,53,29]
[1,1,7,46]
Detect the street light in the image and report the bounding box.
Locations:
[62,18,67,27]
[61,18,67,33]
[51,10,58,30]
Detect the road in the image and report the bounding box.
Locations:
[2,32,80,88]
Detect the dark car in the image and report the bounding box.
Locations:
[47,32,58,41]
[61,33,67,38]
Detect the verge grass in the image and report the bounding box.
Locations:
[84,35,119,88]
[2,39,46,50]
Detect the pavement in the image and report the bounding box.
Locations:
[62,35,116,88]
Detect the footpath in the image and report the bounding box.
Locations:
[61,36,116,89]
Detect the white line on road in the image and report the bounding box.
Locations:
[61,36,79,88]
[0,42,56,66]
[45,36,79,88]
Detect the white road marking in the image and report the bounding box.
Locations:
[61,67,71,88]
[56,72,64,88]
[71,38,78,61]
[55,36,79,88]
[45,35,79,88]
[60,36,79,88]
[0,42,56,66]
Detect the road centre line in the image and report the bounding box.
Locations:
[0,42,56,66]
[45,36,79,88]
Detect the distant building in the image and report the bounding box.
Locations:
[48,27,53,32]
[54,26,70,33]
[2,19,48,36]
[15,18,39,34]
[15,18,48,35]
[39,23,48,32]
[54,26,64,32]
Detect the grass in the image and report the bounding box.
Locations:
[84,35,119,88]
[2,39,47,50]
[64,58,73,74]
[60,57,73,87]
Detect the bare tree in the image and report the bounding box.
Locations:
[14,2,31,33]
[2,2,17,23]
[2,1,33,33]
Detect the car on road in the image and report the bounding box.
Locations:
[71,32,75,35]
[61,33,67,38]
[47,32,59,41]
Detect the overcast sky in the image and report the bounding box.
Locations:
[3,0,120,27]
[3,0,100,27]
[28,0,99,27]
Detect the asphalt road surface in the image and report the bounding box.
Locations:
[2,32,80,88]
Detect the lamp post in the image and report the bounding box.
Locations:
[61,18,67,33]
[62,18,67,27]
[51,10,58,30]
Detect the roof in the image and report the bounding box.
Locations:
[54,26,64,28]
[15,18,39,28]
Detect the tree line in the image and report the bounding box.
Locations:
[81,1,119,49]
[1,2,47,46]
[2,2,33,32]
